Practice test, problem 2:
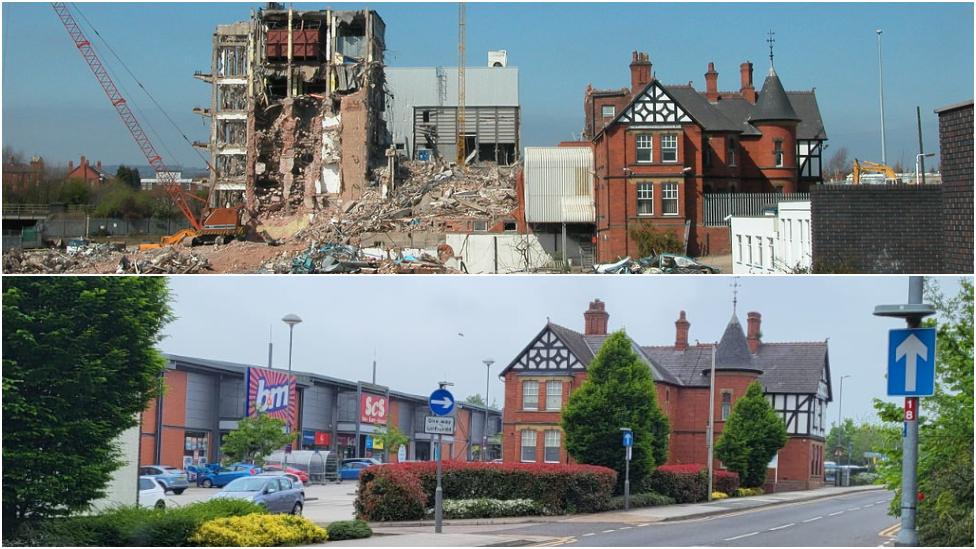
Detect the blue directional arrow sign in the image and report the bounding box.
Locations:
[887,328,936,396]
[622,431,633,448]
[429,388,456,416]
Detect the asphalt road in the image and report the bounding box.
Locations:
[493,489,897,547]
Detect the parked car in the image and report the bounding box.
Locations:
[338,460,375,481]
[197,463,261,488]
[639,253,720,274]
[211,475,304,515]
[138,476,168,509]
[139,465,189,494]
[263,464,309,483]
[341,457,382,467]
[259,471,304,489]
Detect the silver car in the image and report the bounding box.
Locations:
[210,475,304,515]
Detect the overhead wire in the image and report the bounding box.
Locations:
[71,2,214,173]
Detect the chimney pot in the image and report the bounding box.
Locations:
[629,51,652,95]
[705,62,719,102]
[747,311,762,353]
[68,160,74,171]
[675,310,690,351]
[740,61,757,103]
[584,299,609,336]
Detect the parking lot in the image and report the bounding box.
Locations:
[160,481,359,524]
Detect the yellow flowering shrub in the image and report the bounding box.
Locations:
[189,514,328,547]
[710,491,729,500]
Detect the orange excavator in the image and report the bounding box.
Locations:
[52,2,244,250]
[850,159,900,185]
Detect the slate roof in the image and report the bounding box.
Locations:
[749,68,800,122]
[507,315,829,397]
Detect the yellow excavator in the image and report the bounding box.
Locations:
[850,159,900,185]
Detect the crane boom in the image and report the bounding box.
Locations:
[51,2,203,231]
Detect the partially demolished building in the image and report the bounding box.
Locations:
[194,4,386,213]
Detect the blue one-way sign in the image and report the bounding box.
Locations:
[887,328,936,396]
[429,388,455,416]
[622,431,633,447]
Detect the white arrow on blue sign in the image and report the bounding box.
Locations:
[887,328,936,396]
[622,431,633,447]
[429,388,455,416]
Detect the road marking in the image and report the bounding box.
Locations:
[769,523,795,531]
[802,516,823,523]
[637,523,650,527]
[582,532,595,537]
[723,531,759,541]
[848,507,861,511]
[878,523,901,537]
[619,526,632,530]
[864,503,874,508]
[829,511,844,516]
[601,529,615,533]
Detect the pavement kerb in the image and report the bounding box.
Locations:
[362,485,886,529]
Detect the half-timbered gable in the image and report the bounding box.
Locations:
[616,82,693,126]
[502,323,591,374]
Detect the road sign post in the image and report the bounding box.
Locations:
[874,276,935,547]
[429,383,455,535]
[621,428,633,510]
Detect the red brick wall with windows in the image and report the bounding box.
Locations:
[766,437,824,492]
[140,370,187,468]
[502,372,585,464]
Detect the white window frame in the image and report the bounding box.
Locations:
[522,380,539,410]
[757,235,764,267]
[602,105,616,118]
[662,182,679,216]
[736,235,743,264]
[543,430,561,463]
[746,235,753,265]
[520,430,537,462]
[636,134,653,163]
[546,381,563,411]
[728,138,737,167]
[774,139,784,167]
[767,237,775,269]
[661,134,678,163]
[636,183,654,216]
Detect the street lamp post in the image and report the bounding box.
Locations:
[706,343,716,501]
[281,314,302,372]
[915,153,934,185]
[482,359,494,461]
[876,29,887,165]
[838,374,851,466]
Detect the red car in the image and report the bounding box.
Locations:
[263,465,309,483]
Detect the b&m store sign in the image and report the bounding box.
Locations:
[246,367,297,429]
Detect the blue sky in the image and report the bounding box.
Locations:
[160,275,969,425]
[2,2,973,170]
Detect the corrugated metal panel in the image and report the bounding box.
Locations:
[301,384,333,431]
[386,67,519,154]
[186,372,216,429]
[524,147,595,223]
[219,377,244,418]
[412,107,519,148]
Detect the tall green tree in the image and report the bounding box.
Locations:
[374,425,409,460]
[873,279,973,546]
[115,165,142,190]
[220,413,295,467]
[2,277,172,537]
[715,381,788,488]
[826,419,899,467]
[562,331,670,493]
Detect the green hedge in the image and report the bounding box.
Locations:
[327,520,373,541]
[5,500,264,546]
[643,464,738,504]
[356,462,617,521]
[606,491,675,510]
[734,487,765,497]
[440,499,545,519]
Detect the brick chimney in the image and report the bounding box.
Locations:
[740,61,756,103]
[584,299,609,336]
[674,310,690,351]
[80,156,88,171]
[747,311,762,353]
[705,62,719,102]
[68,160,74,171]
[630,51,652,95]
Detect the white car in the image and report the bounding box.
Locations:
[138,476,168,509]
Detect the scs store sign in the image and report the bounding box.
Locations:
[360,394,388,425]
[246,367,297,429]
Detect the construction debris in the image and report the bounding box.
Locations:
[116,248,212,274]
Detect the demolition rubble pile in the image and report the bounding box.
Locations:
[293,160,518,243]
[260,242,455,274]
[2,244,211,274]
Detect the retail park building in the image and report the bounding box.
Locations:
[140,355,501,469]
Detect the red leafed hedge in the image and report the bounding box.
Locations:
[646,464,739,503]
[355,462,617,521]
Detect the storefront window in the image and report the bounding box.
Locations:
[184,431,209,465]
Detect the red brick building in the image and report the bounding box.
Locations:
[2,156,45,191]
[66,155,106,186]
[501,299,832,492]
[585,52,826,261]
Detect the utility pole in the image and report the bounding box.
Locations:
[482,359,494,461]
[915,107,926,185]
[456,2,466,167]
[706,344,716,501]
[876,29,887,165]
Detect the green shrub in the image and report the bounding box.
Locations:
[356,462,617,521]
[851,472,880,486]
[711,491,729,500]
[733,487,765,497]
[606,491,675,510]
[439,499,544,519]
[645,465,708,504]
[326,520,373,541]
[143,499,266,545]
[189,514,327,546]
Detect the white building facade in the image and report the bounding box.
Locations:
[731,200,811,274]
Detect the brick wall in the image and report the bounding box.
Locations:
[140,370,187,468]
[810,185,944,273]
[937,102,974,273]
